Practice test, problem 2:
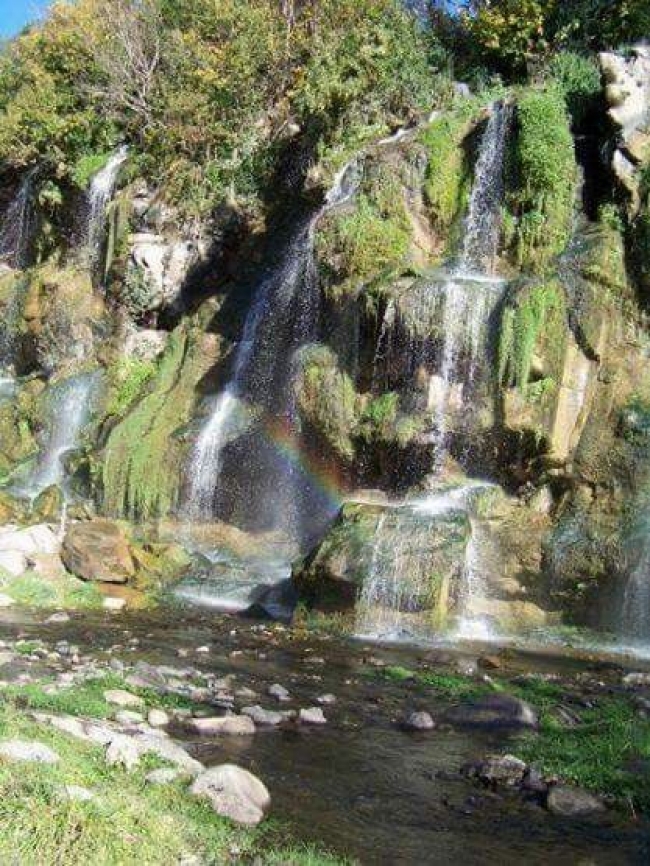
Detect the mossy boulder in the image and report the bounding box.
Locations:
[293,499,470,619]
[62,520,135,584]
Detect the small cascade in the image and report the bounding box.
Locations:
[14,371,100,502]
[86,147,128,272]
[428,102,511,465]
[184,160,360,543]
[0,168,37,270]
[454,517,498,641]
[622,528,650,645]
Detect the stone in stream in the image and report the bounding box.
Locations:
[299,707,327,725]
[268,683,291,702]
[190,764,270,826]
[188,715,255,736]
[240,705,286,727]
[546,785,606,818]
[104,689,144,708]
[0,740,60,764]
[317,694,337,705]
[402,711,435,732]
[466,754,527,787]
[444,694,538,729]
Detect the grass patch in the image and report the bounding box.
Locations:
[377,665,488,700]
[0,701,348,865]
[0,571,104,610]
[516,696,650,811]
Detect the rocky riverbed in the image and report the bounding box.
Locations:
[0,604,648,865]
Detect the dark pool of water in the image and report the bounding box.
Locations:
[2,606,649,865]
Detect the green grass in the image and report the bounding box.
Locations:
[0,571,104,610]
[516,697,650,811]
[377,665,488,700]
[0,700,349,865]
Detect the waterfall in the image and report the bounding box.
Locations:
[622,554,650,644]
[428,102,511,466]
[86,147,128,271]
[184,160,360,541]
[14,371,100,502]
[0,168,37,270]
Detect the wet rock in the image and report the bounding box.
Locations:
[0,740,60,764]
[187,715,255,736]
[402,711,435,731]
[546,785,606,819]
[240,705,285,727]
[521,767,548,796]
[299,707,327,725]
[444,694,538,729]
[62,521,135,584]
[245,578,297,624]
[104,689,144,709]
[268,683,291,702]
[148,709,170,728]
[468,754,527,787]
[190,764,270,826]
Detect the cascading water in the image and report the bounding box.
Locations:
[621,554,650,645]
[0,168,37,270]
[86,147,128,272]
[13,371,100,503]
[428,102,511,466]
[185,161,360,537]
[355,484,492,642]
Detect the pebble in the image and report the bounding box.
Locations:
[268,683,291,702]
[46,612,70,624]
[299,707,327,725]
[402,711,435,732]
[317,694,337,705]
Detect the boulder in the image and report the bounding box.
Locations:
[190,764,270,826]
[0,740,60,764]
[0,524,59,556]
[62,520,135,584]
[444,694,538,729]
[468,754,527,787]
[546,784,606,819]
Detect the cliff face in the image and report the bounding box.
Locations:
[0,43,649,640]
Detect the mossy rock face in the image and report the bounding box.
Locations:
[100,322,219,521]
[30,485,64,522]
[293,500,470,616]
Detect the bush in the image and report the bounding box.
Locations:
[547,52,601,127]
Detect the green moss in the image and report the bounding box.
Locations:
[295,346,359,461]
[317,166,413,293]
[507,86,577,271]
[104,358,157,420]
[419,109,475,238]
[101,326,208,521]
[498,279,566,394]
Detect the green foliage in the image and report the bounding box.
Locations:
[120,265,156,320]
[507,86,577,270]
[498,280,566,393]
[71,151,113,190]
[547,52,601,127]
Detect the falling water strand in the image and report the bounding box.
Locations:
[0,169,37,270]
[454,517,495,641]
[184,160,360,532]
[87,147,128,270]
[430,102,511,467]
[622,548,650,644]
[14,372,99,502]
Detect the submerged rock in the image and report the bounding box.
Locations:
[444,694,538,729]
[240,706,285,727]
[190,764,270,826]
[546,784,606,819]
